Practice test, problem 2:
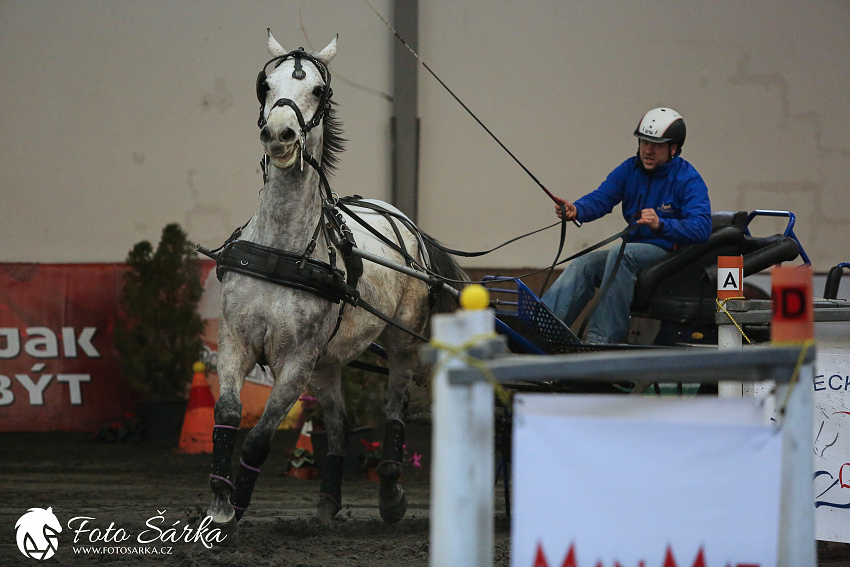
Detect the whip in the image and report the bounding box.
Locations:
[362,0,581,228]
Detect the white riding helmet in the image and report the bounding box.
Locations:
[634,108,686,155]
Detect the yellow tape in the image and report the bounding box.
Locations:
[716,297,752,344]
[778,338,815,417]
[430,333,512,408]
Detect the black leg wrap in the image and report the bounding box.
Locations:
[382,419,405,461]
[230,460,261,520]
[377,419,405,480]
[209,426,239,492]
[377,419,408,523]
[319,453,345,508]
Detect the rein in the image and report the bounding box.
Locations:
[253,40,612,292]
[199,42,637,347]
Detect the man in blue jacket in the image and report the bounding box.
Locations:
[542,108,711,344]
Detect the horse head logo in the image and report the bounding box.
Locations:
[15,507,62,560]
[814,411,850,508]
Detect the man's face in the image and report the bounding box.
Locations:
[638,139,675,170]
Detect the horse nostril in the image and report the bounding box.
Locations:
[260,126,297,145]
[279,128,296,144]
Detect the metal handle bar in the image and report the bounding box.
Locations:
[825,262,850,300]
[744,209,811,265]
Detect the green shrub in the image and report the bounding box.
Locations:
[115,223,205,400]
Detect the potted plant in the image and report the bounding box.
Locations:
[404,446,424,481]
[91,412,145,444]
[360,441,423,482]
[114,223,205,441]
[360,439,383,481]
[285,448,318,480]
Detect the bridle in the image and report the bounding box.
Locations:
[203,38,634,344]
[256,48,333,133]
[256,48,336,186]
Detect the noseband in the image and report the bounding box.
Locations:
[256,48,334,133]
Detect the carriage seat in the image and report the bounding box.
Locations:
[631,211,801,324]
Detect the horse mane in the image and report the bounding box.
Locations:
[320,101,346,176]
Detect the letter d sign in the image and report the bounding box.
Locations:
[771,265,814,344]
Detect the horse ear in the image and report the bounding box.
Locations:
[314,35,338,64]
[267,28,287,57]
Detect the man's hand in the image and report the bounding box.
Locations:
[553,196,578,221]
[636,208,661,231]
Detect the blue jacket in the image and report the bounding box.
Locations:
[574,155,711,250]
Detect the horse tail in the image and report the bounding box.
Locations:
[421,233,468,314]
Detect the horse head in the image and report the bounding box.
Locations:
[258,31,338,172]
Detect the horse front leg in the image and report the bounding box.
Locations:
[311,365,348,524]
[228,358,313,520]
[207,339,251,531]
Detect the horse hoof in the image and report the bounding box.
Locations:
[379,484,408,524]
[317,494,341,525]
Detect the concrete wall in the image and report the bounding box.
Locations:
[2,1,848,271]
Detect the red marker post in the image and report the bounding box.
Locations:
[717,255,744,300]
[770,265,814,344]
[769,265,816,565]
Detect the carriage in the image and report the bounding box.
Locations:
[488,208,809,356]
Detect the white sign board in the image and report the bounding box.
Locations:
[511,394,782,567]
[813,350,850,543]
[717,267,742,293]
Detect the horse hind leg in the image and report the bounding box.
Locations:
[311,365,348,524]
[376,337,424,523]
[377,417,408,523]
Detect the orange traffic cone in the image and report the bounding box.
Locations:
[178,362,216,453]
[295,420,314,453]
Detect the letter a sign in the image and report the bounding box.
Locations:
[717,256,744,300]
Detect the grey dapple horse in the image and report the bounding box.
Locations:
[206,31,464,533]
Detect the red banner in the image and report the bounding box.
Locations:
[0,261,282,432]
[0,263,139,431]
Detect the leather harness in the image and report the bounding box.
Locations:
[214,239,358,306]
[198,47,440,341]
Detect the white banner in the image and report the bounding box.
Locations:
[511,394,782,567]
[813,350,850,543]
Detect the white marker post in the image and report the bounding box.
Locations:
[430,285,495,567]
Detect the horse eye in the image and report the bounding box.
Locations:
[312,86,325,98]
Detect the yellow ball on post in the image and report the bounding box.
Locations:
[193,361,206,373]
[459,284,490,310]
